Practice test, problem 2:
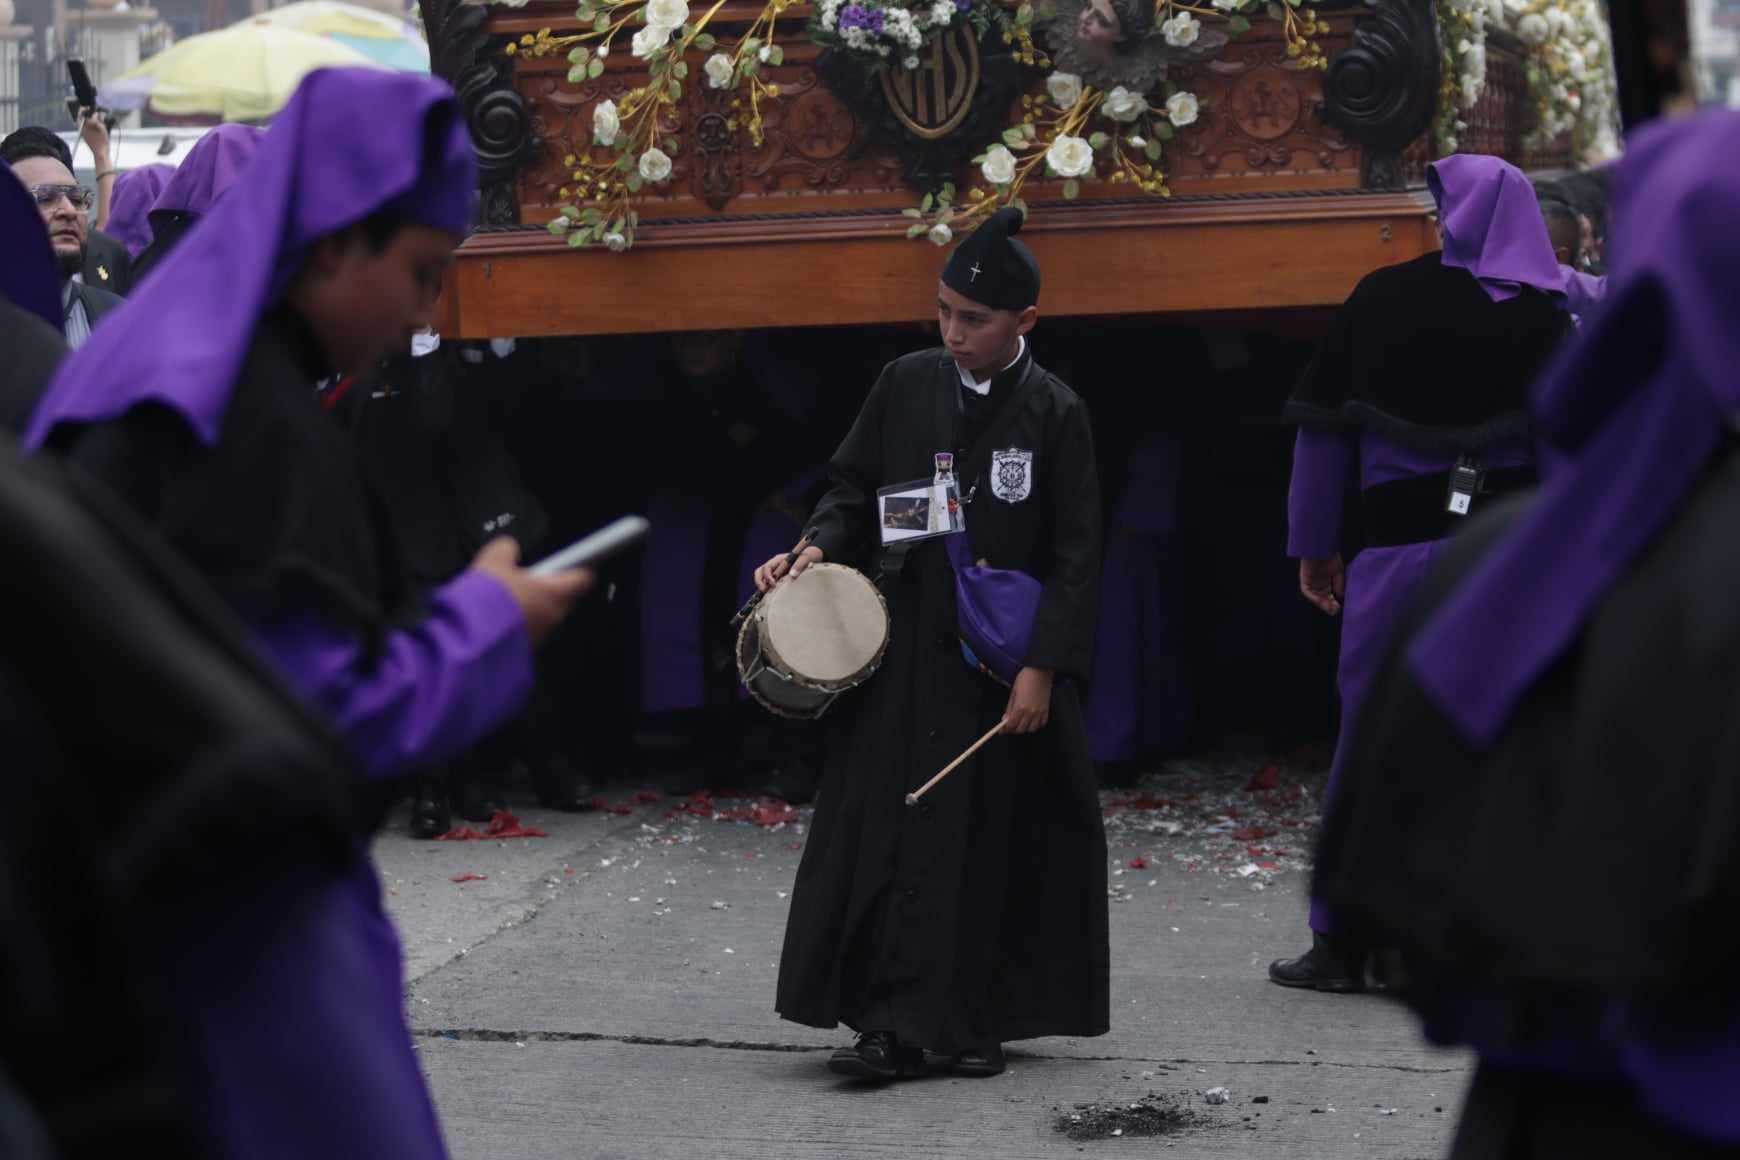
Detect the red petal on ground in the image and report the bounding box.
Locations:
[1128,856,1149,869]
[1231,825,1274,842]
[1245,764,1281,792]
[631,791,663,804]
[1106,794,1175,812]
[433,825,483,841]
[751,801,798,827]
[434,810,547,840]
[480,809,548,838]
[451,873,488,883]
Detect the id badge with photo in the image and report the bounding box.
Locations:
[877,473,965,545]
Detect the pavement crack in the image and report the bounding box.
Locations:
[412,1030,1462,1074]
[415,1028,830,1053]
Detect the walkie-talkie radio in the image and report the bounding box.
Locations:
[65,59,117,133]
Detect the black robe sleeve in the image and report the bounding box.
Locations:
[1025,392,1100,681]
[0,298,67,436]
[807,361,895,569]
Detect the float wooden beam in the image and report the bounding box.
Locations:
[436,190,1433,337]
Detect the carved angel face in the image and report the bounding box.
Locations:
[1075,0,1122,61]
[1045,0,1228,93]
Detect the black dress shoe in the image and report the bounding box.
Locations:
[826,1032,925,1081]
[534,758,598,812]
[409,778,452,840]
[1095,759,1142,790]
[454,776,509,824]
[949,1044,1006,1077]
[1268,932,1367,993]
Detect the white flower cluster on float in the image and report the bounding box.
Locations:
[1517,0,1621,161]
[1435,0,1618,163]
[923,0,956,28]
[1436,0,1491,153]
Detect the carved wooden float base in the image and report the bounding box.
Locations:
[437,187,1435,338]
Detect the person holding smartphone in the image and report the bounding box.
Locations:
[25,70,589,1159]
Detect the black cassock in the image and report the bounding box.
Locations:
[775,344,1109,1054]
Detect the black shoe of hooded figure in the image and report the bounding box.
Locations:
[1268,932,1368,994]
[534,756,598,812]
[408,777,452,840]
[827,1032,927,1081]
[454,772,510,824]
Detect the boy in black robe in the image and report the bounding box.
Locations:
[757,209,1108,1080]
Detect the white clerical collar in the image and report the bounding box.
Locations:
[956,336,1025,396]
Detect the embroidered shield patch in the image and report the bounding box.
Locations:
[990,447,1034,503]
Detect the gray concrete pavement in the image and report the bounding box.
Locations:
[376,761,1469,1159]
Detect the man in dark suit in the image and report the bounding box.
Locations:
[1,128,127,347]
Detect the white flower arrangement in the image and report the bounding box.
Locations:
[631,21,673,57]
[1045,134,1095,178]
[812,0,991,67]
[704,52,735,88]
[1436,0,1620,163]
[1161,11,1200,47]
[638,146,673,183]
[644,0,689,25]
[980,144,1017,184]
[1045,71,1083,111]
[1101,86,1149,123]
[1165,90,1199,127]
[592,99,621,147]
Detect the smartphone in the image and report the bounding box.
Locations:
[527,516,650,576]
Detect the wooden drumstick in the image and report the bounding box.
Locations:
[905,719,1007,806]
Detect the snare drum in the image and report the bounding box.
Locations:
[736,563,890,719]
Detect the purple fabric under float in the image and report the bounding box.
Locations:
[640,489,710,714]
[1085,434,1190,763]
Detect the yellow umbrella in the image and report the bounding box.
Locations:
[99,21,386,122]
[245,1,416,40]
[243,1,431,72]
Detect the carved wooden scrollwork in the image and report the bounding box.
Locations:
[1317,0,1438,190]
[690,88,743,211]
[419,0,534,224]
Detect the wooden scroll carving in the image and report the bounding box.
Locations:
[1317,0,1438,191]
[420,0,535,225]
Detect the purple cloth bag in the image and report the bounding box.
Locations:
[944,529,1041,687]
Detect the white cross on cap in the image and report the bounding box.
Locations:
[970,261,982,281]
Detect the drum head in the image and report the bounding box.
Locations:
[761,563,889,690]
[737,611,835,719]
